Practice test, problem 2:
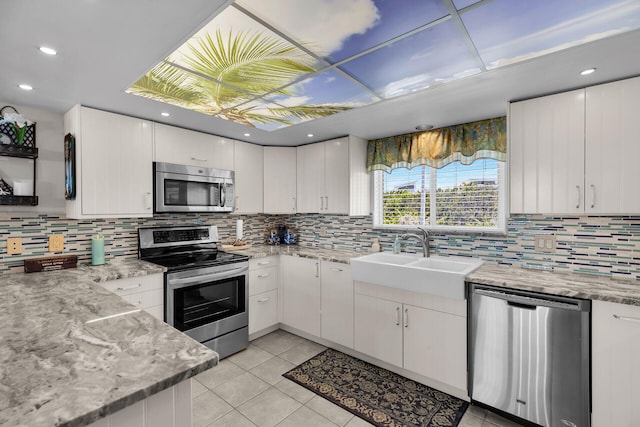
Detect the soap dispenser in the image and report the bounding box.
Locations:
[393,235,401,254]
[370,238,381,253]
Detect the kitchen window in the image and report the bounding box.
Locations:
[373,159,506,233]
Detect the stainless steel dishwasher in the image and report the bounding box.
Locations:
[469,283,591,427]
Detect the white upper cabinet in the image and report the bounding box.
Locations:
[154,123,234,170]
[510,76,640,215]
[296,136,370,215]
[585,76,640,214]
[64,105,153,218]
[509,90,585,214]
[263,146,297,214]
[233,141,263,214]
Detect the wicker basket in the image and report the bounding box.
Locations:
[0,105,36,149]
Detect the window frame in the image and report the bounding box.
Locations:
[372,160,507,234]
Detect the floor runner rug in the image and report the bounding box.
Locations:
[283,348,468,427]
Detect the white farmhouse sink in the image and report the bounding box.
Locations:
[350,252,483,299]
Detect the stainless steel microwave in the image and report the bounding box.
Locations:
[154,162,234,213]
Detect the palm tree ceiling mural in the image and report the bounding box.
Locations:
[127,0,640,131]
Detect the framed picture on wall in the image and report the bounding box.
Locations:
[64,133,76,200]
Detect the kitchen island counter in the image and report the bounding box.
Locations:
[468,262,640,306]
[227,244,364,264]
[0,259,218,427]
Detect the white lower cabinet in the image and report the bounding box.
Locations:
[354,282,467,393]
[320,261,354,349]
[87,379,191,427]
[281,256,321,336]
[248,256,279,335]
[592,300,640,427]
[100,273,164,321]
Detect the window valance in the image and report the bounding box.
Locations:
[366,116,507,172]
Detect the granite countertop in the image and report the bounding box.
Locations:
[227,244,366,264]
[468,263,640,306]
[0,258,218,427]
[233,246,640,306]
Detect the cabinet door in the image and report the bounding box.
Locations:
[264,147,297,214]
[234,141,263,214]
[586,76,640,214]
[249,290,278,335]
[509,90,585,214]
[80,107,153,216]
[154,123,212,167]
[320,261,353,348]
[403,304,467,391]
[354,293,402,367]
[323,138,350,214]
[210,136,234,170]
[281,256,321,336]
[592,300,640,427]
[296,143,324,213]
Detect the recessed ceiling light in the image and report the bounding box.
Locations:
[580,68,596,76]
[415,124,434,131]
[19,84,33,91]
[307,133,314,137]
[160,112,170,117]
[243,133,251,137]
[39,46,57,56]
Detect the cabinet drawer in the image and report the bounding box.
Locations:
[249,266,278,295]
[101,274,162,296]
[250,256,278,270]
[249,290,278,334]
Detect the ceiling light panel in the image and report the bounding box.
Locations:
[461,0,640,70]
[236,0,450,63]
[127,62,250,116]
[339,19,481,99]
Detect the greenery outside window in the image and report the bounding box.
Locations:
[373,159,506,233]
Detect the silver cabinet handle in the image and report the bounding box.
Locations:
[590,184,596,208]
[315,262,319,278]
[117,284,142,291]
[320,196,324,210]
[292,197,296,212]
[396,306,401,326]
[257,297,271,303]
[404,308,409,328]
[257,261,270,266]
[613,314,640,323]
[190,157,207,162]
[575,185,580,209]
[330,267,343,272]
[257,273,270,278]
[235,196,239,211]
[325,195,329,210]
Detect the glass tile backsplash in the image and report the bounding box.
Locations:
[1,213,639,280]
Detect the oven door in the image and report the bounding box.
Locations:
[155,170,234,213]
[166,263,248,344]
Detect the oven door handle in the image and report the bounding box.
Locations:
[169,266,247,287]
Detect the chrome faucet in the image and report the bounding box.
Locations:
[400,228,430,257]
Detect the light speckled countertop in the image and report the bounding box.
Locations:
[224,244,365,264]
[231,245,640,306]
[0,258,218,427]
[467,263,640,306]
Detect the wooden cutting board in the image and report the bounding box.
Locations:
[221,244,252,251]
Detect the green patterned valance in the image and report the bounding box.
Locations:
[367,116,507,172]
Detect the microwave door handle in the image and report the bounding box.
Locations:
[170,266,247,286]
[220,183,226,207]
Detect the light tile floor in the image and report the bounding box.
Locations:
[193,330,525,427]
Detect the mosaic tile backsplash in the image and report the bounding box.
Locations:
[2,213,640,280]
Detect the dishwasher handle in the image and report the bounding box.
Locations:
[472,286,590,311]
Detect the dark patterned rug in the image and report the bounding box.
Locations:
[283,348,468,427]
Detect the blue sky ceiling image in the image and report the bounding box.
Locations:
[128,0,640,131]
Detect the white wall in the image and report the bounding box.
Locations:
[0,102,65,214]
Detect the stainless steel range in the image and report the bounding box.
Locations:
[138,225,249,359]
